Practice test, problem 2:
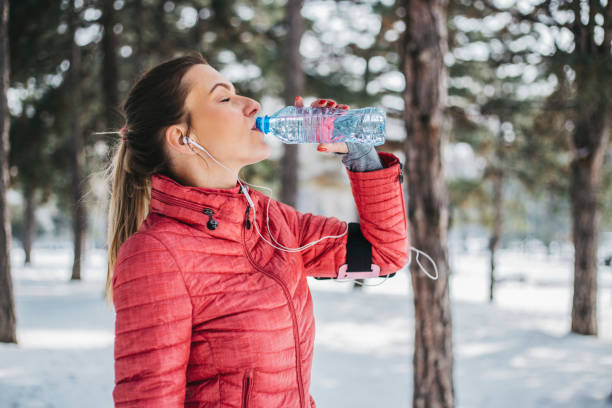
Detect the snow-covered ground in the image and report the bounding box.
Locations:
[1,243,611,407]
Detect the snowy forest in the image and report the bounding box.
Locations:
[0,0,611,407]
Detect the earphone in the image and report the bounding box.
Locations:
[182,135,349,252]
[181,134,439,284]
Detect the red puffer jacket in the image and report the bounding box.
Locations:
[112,152,409,407]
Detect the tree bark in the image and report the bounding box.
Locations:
[133,0,146,73]
[68,2,87,281]
[192,0,203,52]
[488,170,503,303]
[280,0,304,207]
[488,128,505,303]
[155,0,171,60]
[23,186,35,265]
[568,0,610,336]
[569,87,608,335]
[0,0,17,344]
[400,0,455,407]
[101,0,119,129]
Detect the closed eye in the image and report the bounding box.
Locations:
[221,89,239,103]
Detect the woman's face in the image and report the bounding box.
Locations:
[181,64,270,170]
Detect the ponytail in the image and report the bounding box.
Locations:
[104,140,151,305]
[100,52,208,306]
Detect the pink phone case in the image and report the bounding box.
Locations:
[337,264,381,279]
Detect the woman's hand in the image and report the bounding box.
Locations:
[294,96,350,154]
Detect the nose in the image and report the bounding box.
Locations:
[245,97,260,118]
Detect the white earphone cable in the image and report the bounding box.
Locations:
[182,134,438,283]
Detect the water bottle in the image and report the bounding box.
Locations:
[255,106,386,146]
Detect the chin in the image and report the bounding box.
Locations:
[245,142,271,165]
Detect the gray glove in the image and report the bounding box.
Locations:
[334,142,383,172]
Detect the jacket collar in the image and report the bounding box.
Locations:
[149,173,257,241]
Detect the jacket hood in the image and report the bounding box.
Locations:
[149,173,259,241]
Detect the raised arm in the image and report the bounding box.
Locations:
[280,149,410,279]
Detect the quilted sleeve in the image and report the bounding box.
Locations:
[287,151,410,279]
[345,152,410,275]
[288,207,349,279]
[112,232,193,407]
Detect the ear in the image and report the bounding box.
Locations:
[165,124,197,155]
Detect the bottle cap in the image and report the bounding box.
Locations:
[255,116,270,134]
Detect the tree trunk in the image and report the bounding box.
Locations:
[280,0,304,207]
[488,127,505,303]
[568,0,610,336]
[23,186,35,265]
[155,0,171,60]
[101,0,119,129]
[192,0,203,51]
[488,170,503,303]
[133,0,145,73]
[68,2,87,281]
[0,0,17,344]
[400,0,455,407]
[569,93,608,335]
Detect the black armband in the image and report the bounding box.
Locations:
[314,222,396,280]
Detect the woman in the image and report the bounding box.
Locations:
[106,52,409,408]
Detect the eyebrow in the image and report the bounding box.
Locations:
[209,82,237,95]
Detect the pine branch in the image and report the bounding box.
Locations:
[482,0,572,29]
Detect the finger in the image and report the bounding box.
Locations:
[311,99,328,108]
[317,142,348,154]
[294,96,304,108]
[325,100,337,108]
[337,104,349,110]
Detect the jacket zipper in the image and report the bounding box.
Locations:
[151,188,219,214]
[244,206,251,229]
[242,369,253,408]
[398,162,407,232]
[241,203,306,408]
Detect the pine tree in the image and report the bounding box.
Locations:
[8,0,65,263]
[480,0,612,336]
[399,0,455,406]
[66,0,87,280]
[446,0,568,302]
[0,0,16,344]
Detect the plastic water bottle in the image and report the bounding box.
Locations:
[255,106,386,146]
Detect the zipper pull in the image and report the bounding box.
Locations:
[244,206,251,230]
[203,208,218,230]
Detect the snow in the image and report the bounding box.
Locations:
[1,244,611,407]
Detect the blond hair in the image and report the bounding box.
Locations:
[103,139,151,306]
[102,52,208,306]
